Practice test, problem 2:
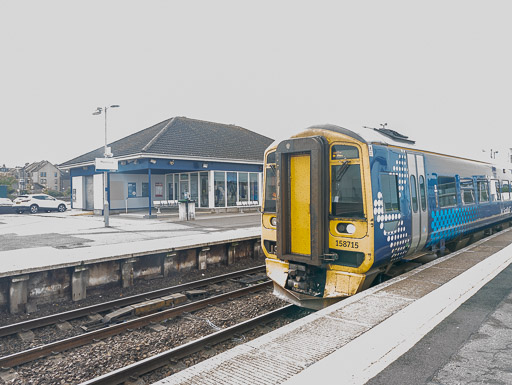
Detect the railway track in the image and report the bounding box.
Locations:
[80,305,296,385]
[0,266,269,368]
[0,265,265,338]
[0,281,272,368]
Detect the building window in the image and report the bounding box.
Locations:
[40,172,47,177]
[238,172,248,202]
[214,172,225,207]
[141,183,149,197]
[190,173,198,202]
[179,174,189,199]
[54,172,58,177]
[227,172,237,206]
[173,175,178,201]
[250,173,259,202]
[200,172,209,207]
[168,181,174,200]
[128,182,137,198]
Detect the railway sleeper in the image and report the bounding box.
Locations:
[101,293,188,324]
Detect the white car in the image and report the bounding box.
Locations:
[13,194,67,214]
[0,197,12,206]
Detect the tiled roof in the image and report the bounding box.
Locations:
[60,117,273,167]
[25,160,50,173]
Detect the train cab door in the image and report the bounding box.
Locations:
[407,153,428,255]
[275,136,328,266]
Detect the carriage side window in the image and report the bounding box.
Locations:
[331,164,364,218]
[490,179,501,201]
[438,176,457,207]
[410,175,418,213]
[460,178,475,205]
[502,181,511,200]
[419,175,427,211]
[477,180,489,203]
[381,174,399,212]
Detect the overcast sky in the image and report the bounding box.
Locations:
[1,1,511,168]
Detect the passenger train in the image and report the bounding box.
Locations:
[261,124,512,309]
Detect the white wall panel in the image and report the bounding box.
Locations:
[93,174,104,210]
[72,176,83,209]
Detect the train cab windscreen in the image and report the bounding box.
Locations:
[331,163,364,218]
[264,152,277,212]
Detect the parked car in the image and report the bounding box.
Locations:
[0,198,12,206]
[0,198,15,214]
[12,194,67,214]
[12,195,29,204]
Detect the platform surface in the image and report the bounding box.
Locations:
[154,228,512,385]
[0,210,260,277]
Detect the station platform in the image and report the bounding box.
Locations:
[0,210,260,278]
[155,228,512,385]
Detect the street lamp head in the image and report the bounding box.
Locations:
[110,105,120,108]
[92,107,103,115]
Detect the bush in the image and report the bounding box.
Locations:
[46,188,70,198]
[0,176,17,199]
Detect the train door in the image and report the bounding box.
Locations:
[275,136,328,266]
[289,154,311,255]
[407,153,428,254]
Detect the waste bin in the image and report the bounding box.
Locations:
[178,199,196,221]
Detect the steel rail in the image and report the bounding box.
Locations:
[0,281,272,368]
[80,304,296,385]
[0,265,265,338]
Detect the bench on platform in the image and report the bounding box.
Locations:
[153,200,179,213]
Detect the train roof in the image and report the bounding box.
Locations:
[310,124,417,147]
[308,124,499,166]
[266,124,512,171]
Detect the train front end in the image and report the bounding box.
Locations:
[262,126,376,310]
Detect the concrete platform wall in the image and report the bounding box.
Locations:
[0,237,262,314]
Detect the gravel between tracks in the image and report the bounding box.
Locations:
[4,288,294,385]
[0,256,266,327]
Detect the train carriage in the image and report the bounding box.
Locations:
[262,124,512,309]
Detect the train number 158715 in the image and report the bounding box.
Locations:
[335,240,359,249]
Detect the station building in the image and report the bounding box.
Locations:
[60,117,274,213]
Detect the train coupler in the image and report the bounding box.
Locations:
[286,263,324,297]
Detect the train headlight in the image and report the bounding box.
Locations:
[270,217,277,227]
[346,224,356,234]
[337,223,356,234]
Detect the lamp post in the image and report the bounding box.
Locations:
[92,105,120,227]
[482,149,499,160]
